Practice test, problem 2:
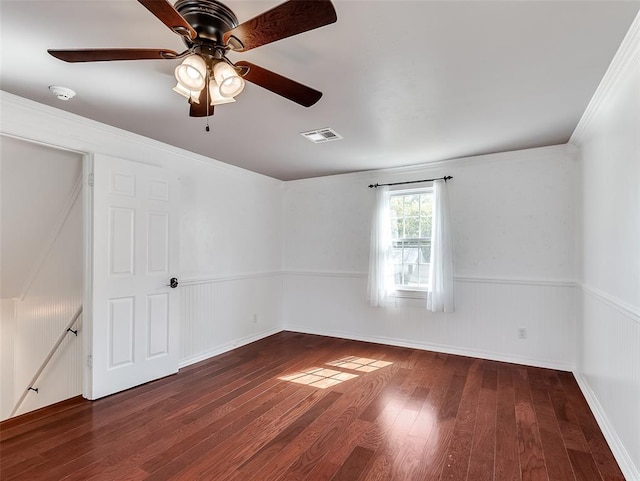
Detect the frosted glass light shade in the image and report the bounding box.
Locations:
[213,61,245,98]
[174,55,207,91]
[172,83,201,103]
[208,78,236,105]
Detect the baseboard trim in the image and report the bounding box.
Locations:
[178,327,281,369]
[573,372,640,481]
[0,395,85,425]
[285,325,574,372]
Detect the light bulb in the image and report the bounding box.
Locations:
[208,78,236,105]
[172,83,201,103]
[174,55,207,91]
[213,62,245,98]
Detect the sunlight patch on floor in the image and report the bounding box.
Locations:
[278,357,394,389]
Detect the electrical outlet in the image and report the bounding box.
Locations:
[253,314,258,323]
[518,327,527,339]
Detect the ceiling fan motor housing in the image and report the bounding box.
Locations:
[175,0,238,46]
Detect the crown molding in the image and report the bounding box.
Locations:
[570,11,640,145]
[284,144,571,189]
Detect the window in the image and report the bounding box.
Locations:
[389,188,433,290]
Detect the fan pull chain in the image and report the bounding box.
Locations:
[205,75,211,132]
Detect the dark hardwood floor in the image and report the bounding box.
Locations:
[0,332,625,480]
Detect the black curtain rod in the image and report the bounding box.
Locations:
[368,175,452,188]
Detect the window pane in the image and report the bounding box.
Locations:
[390,196,403,218]
[392,248,403,264]
[391,218,401,238]
[404,216,420,238]
[404,264,419,286]
[420,215,432,238]
[420,245,431,263]
[420,194,433,216]
[393,265,403,285]
[418,264,430,285]
[404,195,420,216]
[403,247,419,264]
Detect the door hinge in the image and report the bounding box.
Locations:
[87,355,93,368]
[88,173,94,187]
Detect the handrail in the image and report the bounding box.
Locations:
[9,306,83,418]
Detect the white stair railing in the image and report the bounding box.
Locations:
[9,306,83,418]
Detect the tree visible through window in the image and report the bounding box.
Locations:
[389,189,433,289]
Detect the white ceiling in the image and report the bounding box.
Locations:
[1,1,638,180]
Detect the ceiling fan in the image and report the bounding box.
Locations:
[48,0,337,117]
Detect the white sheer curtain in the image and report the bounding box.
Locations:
[367,186,396,306]
[427,179,455,312]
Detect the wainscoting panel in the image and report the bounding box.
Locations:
[282,272,576,371]
[14,296,83,417]
[179,273,284,368]
[10,198,84,419]
[576,286,640,481]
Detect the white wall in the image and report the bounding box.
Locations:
[0,136,83,299]
[176,160,284,366]
[0,92,284,417]
[282,144,578,370]
[571,13,640,480]
[0,299,16,420]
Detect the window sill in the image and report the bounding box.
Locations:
[393,288,428,299]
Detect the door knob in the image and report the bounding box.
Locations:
[167,277,179,288]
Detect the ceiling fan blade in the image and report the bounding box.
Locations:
[48,48,178,62]
[223,0,336,52]
[236,61,322,107]
[138,0,197,40]
[189,89,215,117]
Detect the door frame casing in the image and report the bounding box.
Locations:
[82,154,94,399]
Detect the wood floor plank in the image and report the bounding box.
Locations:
[494,363,520,481]
[466,366,498,481]
[513,366,549,481]
[439,359,483,481]
[413,355,466,480]
[331,445,376,481]
[556,372,625,480]
[0,333,624,481]
[567,448,607,481]
[299,418,371,481]
[527,368,577,481]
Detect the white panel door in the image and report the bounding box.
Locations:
[90,154,179,399]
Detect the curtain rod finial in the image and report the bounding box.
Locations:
[368,184,377,188]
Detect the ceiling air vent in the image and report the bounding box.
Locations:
[300,128,343,143]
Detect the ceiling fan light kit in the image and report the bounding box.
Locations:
[174,54,208,91]
[172,82,201,103]
[47,0,338,117]
[209,79,236,105]
[213,61,244,98]
[173,55,244,107]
